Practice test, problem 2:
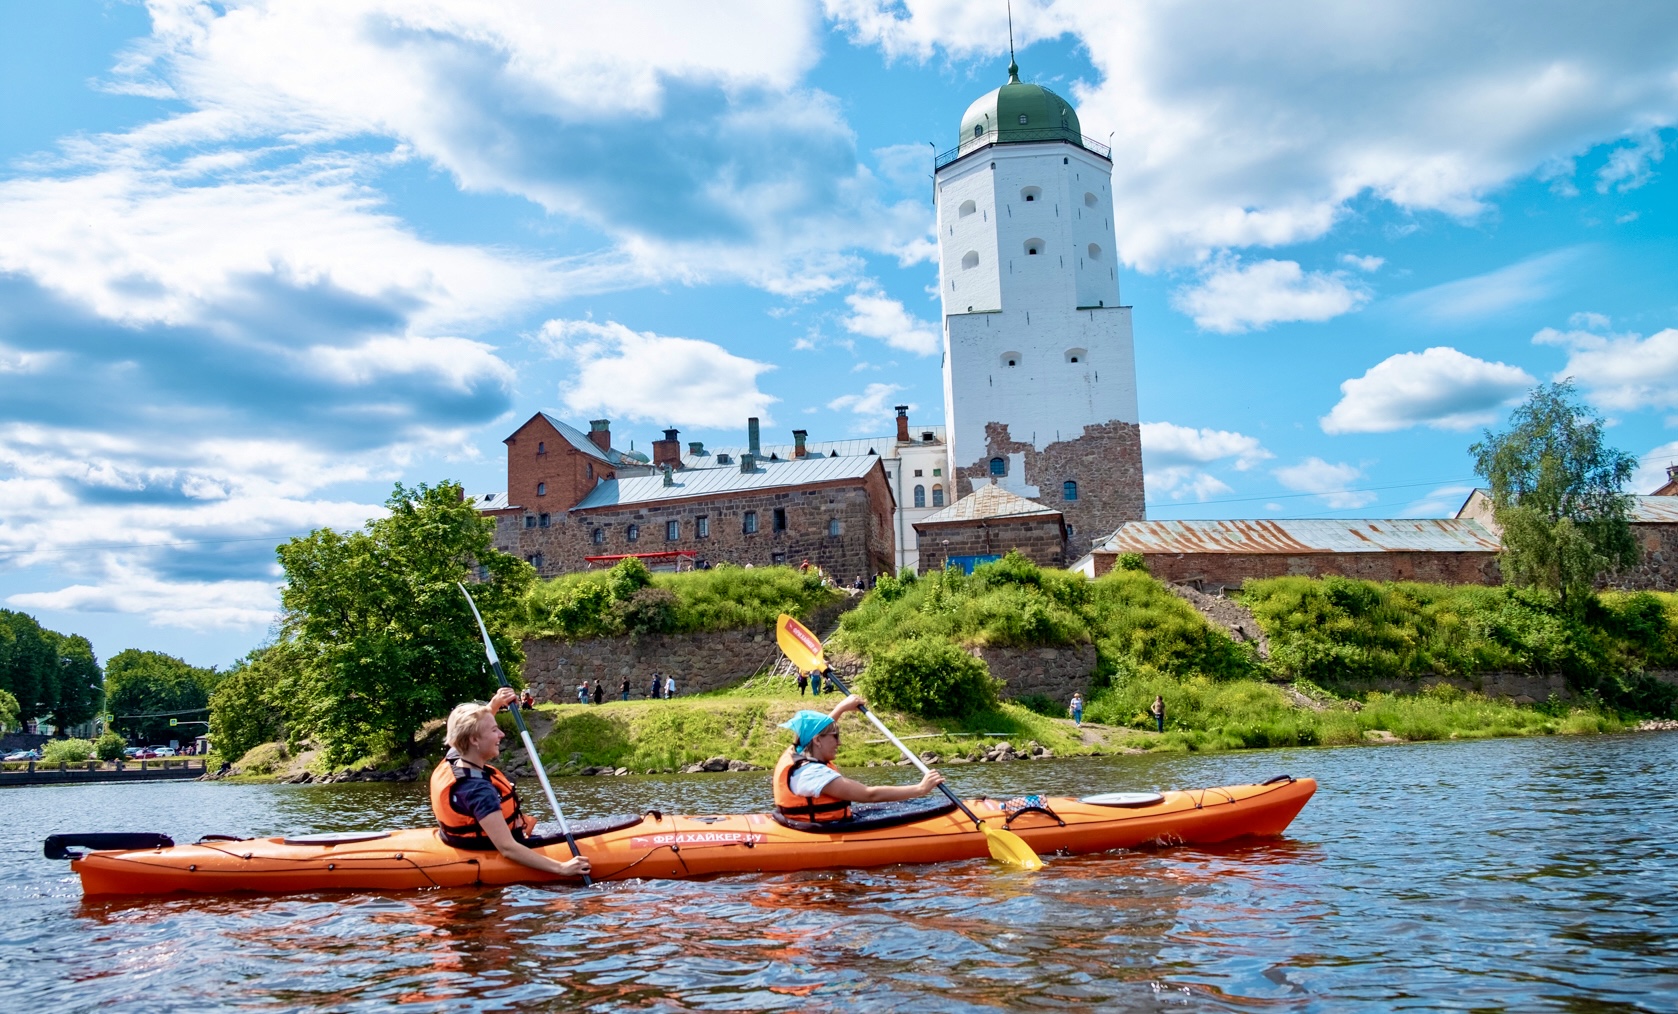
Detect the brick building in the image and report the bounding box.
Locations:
[1073,518,1503,590]
[913,483,1068,573]
[1457,488,1678,592]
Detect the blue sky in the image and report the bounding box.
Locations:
[2,0,1676,669]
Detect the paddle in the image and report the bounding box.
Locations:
[774,614,1043,871]
[457,582,590,886]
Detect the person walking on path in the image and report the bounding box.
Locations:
[796,670,808,697]
[1150,695,1165,733]
[575,682,588,705]
[592,680,604,706]
[811,668,824,696]
[649,672,661,700]
[1069,692,1084,727]
[620,677,631,702]
[664,674,676,700]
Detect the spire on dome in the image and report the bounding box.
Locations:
[1006,0,1019,83]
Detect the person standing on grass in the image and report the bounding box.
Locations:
[664,674,676,700]
[796,670,808,697]
[620,677,630,702]
[593,680,604,706]
[1069,692,1084,727]
[576,682,588,705]
[1150,695,1165,732]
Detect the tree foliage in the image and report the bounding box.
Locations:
[95,731,128,762]
[41,738,94,765]
[0,688,17,731]
[0,611,101,733]
[273,481,532,767]
[105,649,220,744]
[859,638,1001,719]
[209,646,295,762]
[1471,381,1639,609]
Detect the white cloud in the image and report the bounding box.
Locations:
[1399,484,1478,519]
[1400,249,1578,323]
[840,284,941,355]
[538,319,777,429]
[828,1,1678,269]
[1321,347,1536,434]
[1172,258,1370,333]
[1340,254,1385,272]
[827,382,907,419]
[1634,441,1678,493]
[1533,315,1678,412]
[1596,133,1667,193]
[1274,457,1376,509]
[9,565,281,631]
[1141,421,1271,502]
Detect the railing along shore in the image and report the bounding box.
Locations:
[0,758,210,787]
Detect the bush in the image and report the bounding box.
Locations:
[516,563,841,640]
[1117,552,1146,572]
[95,731,128,762]
[41,738,94,765]
[613,587,679,635]
[860,639,1000,719]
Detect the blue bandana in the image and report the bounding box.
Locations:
[779,710,835,751]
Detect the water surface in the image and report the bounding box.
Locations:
[3,733,1674,1012]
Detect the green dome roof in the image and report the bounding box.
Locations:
[958,60,1082,151]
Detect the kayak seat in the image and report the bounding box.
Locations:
[523,812,646,848]
[772,796,958,834]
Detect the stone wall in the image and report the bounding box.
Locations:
[1602,523,1678,591]
[1093,550,1501,591]
[495,466,896,583]
[915,514,1068,572]
[971,644,1098,703]
[954,419,1144,548]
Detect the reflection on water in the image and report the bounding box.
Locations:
[4,733,1677,1011]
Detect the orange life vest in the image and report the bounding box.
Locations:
[772,752,852,822]
[429,754,528,848]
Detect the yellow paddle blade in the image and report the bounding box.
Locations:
[776,613,827,675]
[982,825,1044,871]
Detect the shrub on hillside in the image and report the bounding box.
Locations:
[614,587,679,635]
[859,639,1000,719]
[41,738,94,765]
[516,562,840,640]
[95,731,128,762]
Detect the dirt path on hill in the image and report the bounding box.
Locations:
[1167,584,1270,658]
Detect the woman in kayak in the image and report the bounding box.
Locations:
[429,688,591,878]
[773,695,945,823]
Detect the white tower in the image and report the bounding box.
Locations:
[937,59,1144,544]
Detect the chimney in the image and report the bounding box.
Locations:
[792,429,808,458]
[662,464,675,487]
[740,452,755,473]
[895,405,910,443]
[688,441,706,457]
[1668,464,1678,482]
[747,417,761,458]
[652,427,682,470]
[588,419,611,454]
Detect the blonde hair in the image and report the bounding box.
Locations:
[446,702,493,753]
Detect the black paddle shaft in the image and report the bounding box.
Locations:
[817,667,990,830]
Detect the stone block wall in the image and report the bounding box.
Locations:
[1602,523,1678,591]
[955,420,1144,547]
[971,644,1098,703]
[915,515,1067,572]
[1091,550,1502,590]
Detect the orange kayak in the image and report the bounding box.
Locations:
[62,776,1315,896]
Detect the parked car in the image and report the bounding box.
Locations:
[131,748,156,759]
[123,746,142,758]
[151,747,177,757]
[4,749,36,762]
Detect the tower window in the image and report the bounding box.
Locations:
[1066,347,1087,364]
[591,527,604,544]
[1024,238,1043,255]
[1021,186,1040,202]
[914,485,926,508]
[524,515,536,529]
[961,250,980,270]
[828,519,842,537]
[1018,114,1028,125]
[932,484,945,507]
[958,199,977,218]
[538,513,550,528]
[1001,351,1022,368]
[973,123,983,138]
[587,462,593,479]
[536,482,546,496]
[1084,192,1098,207]
[990,457,1007,476]
[537,441,545,454]
[1088,243,1102,261]
[1063,481,1079,501]
[626,524,639,542]
[743,511,758,534]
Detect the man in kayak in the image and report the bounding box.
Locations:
[773,696,945,823]
[429,687,591,878]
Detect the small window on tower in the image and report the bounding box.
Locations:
[1084,192,1098,208]
[828,518,842,537]
[1063,481,1079,501]
[961,250,980,270]
[537,441,545,454]
[958,199,977,218]
[990,457,1007,476]
[587,463,594,479]
[1021,186,1040,202]
[1024,238,1043,255]
[1018,114,1028,125]
[1001,350,1022,368]
[1066,347,1087,364]
[1088,243,1102,261]
[538,513,550,528]
[973,123,983,138]
[627,524,639,542]
[591,528,604,544]
[524,515,536,529]
[914,485,926,508]
[536,482,546,496]
[932,484,944,507]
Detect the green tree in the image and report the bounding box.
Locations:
[0,688,18,731]
[95,731,128,762]
[0,611,101,734]
[105,650,219,744]
[275,481,532,766]
[209,645,297,762]
[860,638,1001,719]
[1471,381,1639,611]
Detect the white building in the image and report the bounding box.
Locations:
[936,58,1145,545]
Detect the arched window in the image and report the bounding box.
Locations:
[1084,192,1098,208]
[1021,186,1041,202]
[932,484,944,507]
[1000,351,1021,368]
[1063,481,1078,501]
[1017,114,1028,125]
[1066,347,1087,364]
[537,441,545,454]
[587,462,594,479]
[591,527,604,544]
[958,199,977,218]
[626,524,639,542]
[536,482,546,496]
[961,250,980,270]
[973,123,983,138]
[1087,243,1102,261]
[1024,238,1043,255]
[913,485,926,508]
[989,457,1007,476]
[828,518,842,536]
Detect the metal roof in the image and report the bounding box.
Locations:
[915,483,1061,526]
[1094,518,1502,555]
[538,413,632,466]
[705,428,943,463]
[471,491,511,511]
[1633,495,1678,522]
[571,454,885,512]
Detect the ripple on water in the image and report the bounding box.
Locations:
[2,733,1677,1012]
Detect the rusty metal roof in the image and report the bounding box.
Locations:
[1095,518,1502,555]
[571,454,885,511]
[914,483,1061,526]
[1632,496,1678,523]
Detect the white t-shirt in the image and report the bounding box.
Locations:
[787,758,842,797]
